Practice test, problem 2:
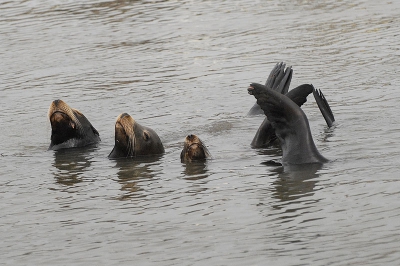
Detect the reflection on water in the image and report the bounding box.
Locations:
[51,147,96,186]
[181,160,209,180]
[271,163,321,201]
[112,155,162,200]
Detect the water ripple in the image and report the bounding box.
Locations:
[2,0,400,265]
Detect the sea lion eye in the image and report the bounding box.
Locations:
[143,131,150,141]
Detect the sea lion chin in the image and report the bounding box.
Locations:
[48,99,100,150]
[180,134,210,162]
[108,113,164,159]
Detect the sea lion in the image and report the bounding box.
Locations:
[248,83,329,165]
[180,134,211,162]
[108,113,164,158]
[48,99,100,150]
[250,62,335,148]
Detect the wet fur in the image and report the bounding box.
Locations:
[108,113,164,159]
[48,100,100,150]
[181,135,210,162]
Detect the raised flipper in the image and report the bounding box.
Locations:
[276,65,292,95]
[285,84,314,107]
[265,62,282,88]
[248,62,293,116]
[313,87,335,128]
[266,62,293,94]
[251,84,314,148]
[248,83,328,164]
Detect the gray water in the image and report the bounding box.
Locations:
[1,0,400,265]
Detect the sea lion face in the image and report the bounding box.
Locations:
[48,100,100,150]
[108,113,164,158]
[180,134,210,162]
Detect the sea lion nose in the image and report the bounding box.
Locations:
[120,113,130,118]
[247,85,255,95]
[187,134,193,139]
[53,99,61,106]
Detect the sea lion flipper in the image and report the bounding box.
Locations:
[264,62,293,93]
[249,62,292,116]
[285,84,314,107]
[272,63,286,90]
[265,62,281,88]
[248,83,295,129]
[276,66,292,94]
[313,87,335,128]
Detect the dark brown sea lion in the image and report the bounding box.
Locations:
[250,62,335,148]
[108,113,164,159]
[248,83,329,165]
[180,134,211,162]
[48,99,100,150]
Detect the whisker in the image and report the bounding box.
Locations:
[130,136,135,157]
[126,139,131,158]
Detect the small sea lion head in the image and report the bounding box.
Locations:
[180,134,210,162]
[109,113,164,158]
[48,99,99,149]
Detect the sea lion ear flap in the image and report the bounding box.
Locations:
[143,131,150,141]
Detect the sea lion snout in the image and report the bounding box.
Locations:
[50,111,72,126]
[248,85,255,95]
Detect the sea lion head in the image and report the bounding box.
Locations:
[180,134,210,162]
[48,99,100,150]
[108,113,164,158]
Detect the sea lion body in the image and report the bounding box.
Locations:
[48,100,100,150]
[108,113,164,159]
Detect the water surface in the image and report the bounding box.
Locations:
[1,0,400,265]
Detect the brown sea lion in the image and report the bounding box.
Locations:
[108,113,164,159]
[48,99,100,150]
[180,134,211,162]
